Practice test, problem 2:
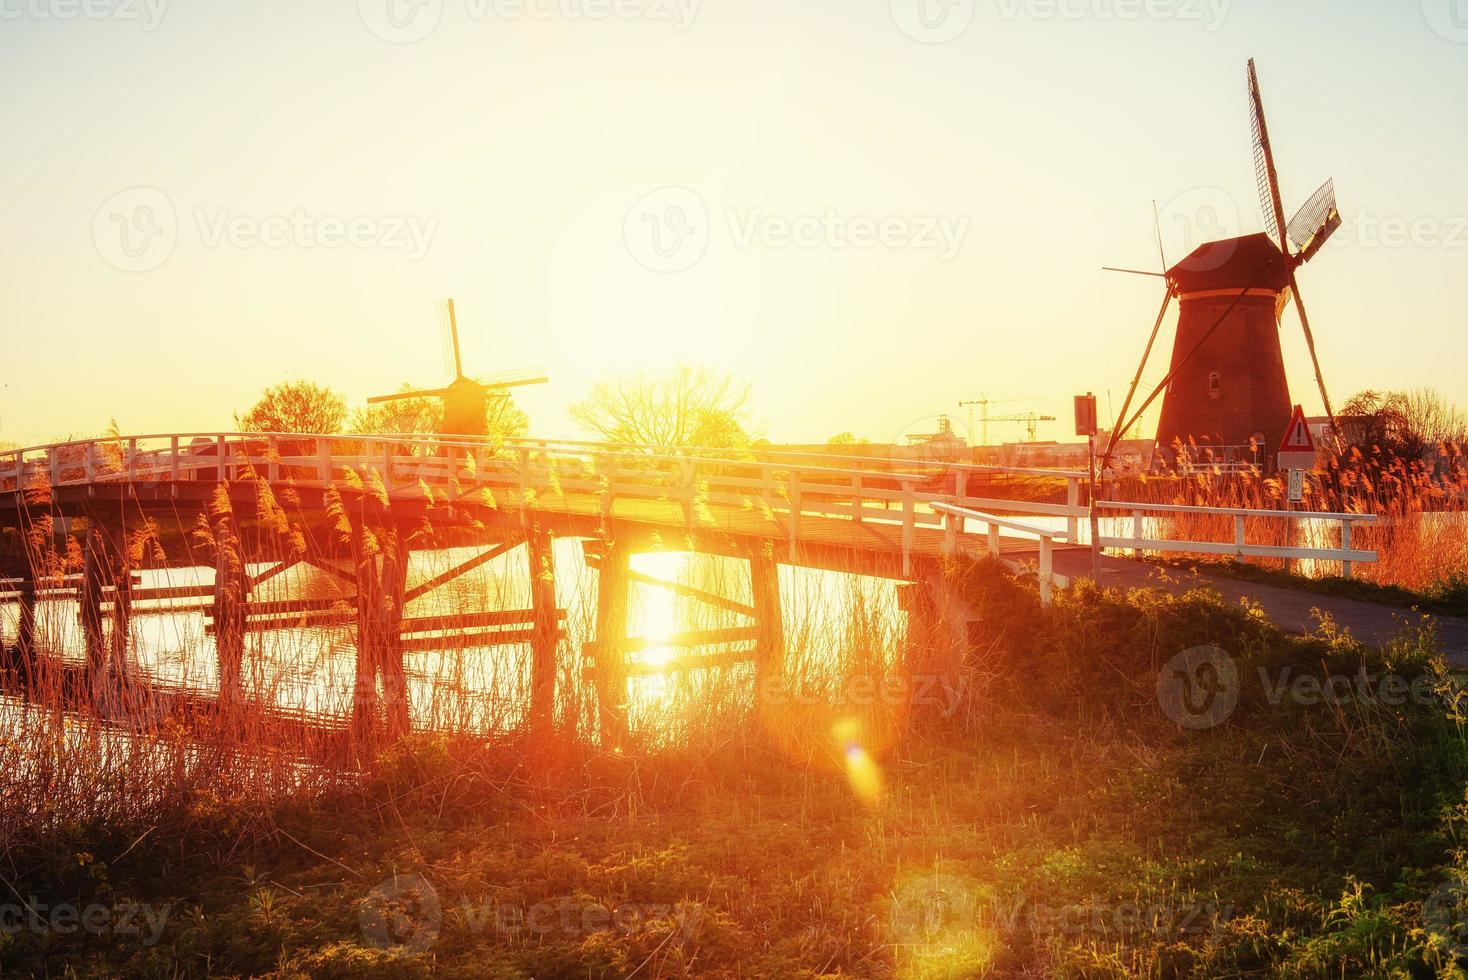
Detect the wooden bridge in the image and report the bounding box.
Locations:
[0,432,1096,743]
[0,431,1390,745]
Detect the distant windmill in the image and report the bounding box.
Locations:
[1102,59,1344,471]
[368,299,548,437]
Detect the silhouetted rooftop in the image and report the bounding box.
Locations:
[1167,232,1290,294]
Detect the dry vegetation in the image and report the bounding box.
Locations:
[1,435,1467,976]
[1111,442,1468,599]
[1,557,1467,977]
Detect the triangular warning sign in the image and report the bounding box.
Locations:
[1278,405,1315,453]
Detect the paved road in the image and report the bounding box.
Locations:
[1047,550,1468,664]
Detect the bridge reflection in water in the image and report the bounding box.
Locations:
[0,546,901,739]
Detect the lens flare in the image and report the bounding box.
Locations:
[832,716,882,804]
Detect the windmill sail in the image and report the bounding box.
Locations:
[439,303,458,379]
[367,387,449,405]
[1246,58,1338,433]
[1286,178,1342,264]
[1247,58,1288,246]
[472,367,551,391]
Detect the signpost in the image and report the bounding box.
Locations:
[1277,404,1316,502]
[1277,404,1316,571]
[1075,393,1101,578]
[1287,468,1305,503]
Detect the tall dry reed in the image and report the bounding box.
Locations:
[1109,443,1468,589]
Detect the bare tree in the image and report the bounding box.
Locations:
[571,364,752,449]
[485,394,530,440]
[1402,387,1468,446]
[827,432,871,446]
[1339,387,1467,461]
[237,380,347,434]
[350,386,441,436]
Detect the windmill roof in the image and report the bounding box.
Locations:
[1167,232,1289,294]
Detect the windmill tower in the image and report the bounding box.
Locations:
[1105,60,1343,471]
[368,299,548,437]
[1153,232,1295,457]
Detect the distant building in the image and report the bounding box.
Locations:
[899,417,968,463]
[985,435,1152,473]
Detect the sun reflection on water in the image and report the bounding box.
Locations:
[628,551,689,704]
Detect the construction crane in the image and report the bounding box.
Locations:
[958,395,1042,446]
[990,412,1057,442]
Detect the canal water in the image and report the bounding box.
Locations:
[0,539,903,736]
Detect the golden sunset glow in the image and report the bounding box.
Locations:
[4,4,1467,977]
[3,7,1466,450]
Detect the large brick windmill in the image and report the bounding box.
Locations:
[368,299,548,437]
[1104,60,1343,471]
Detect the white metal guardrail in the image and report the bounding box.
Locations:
[1095,500,1379,577]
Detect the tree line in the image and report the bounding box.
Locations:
[233,363,755,449]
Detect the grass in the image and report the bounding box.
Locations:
[3,443,1468,976]
[4,563,1468,977]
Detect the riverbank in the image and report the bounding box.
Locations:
[4,566,1468,977]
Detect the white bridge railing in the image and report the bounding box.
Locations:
[932,502,1066,604]
[0,432,1091,577]
[1096,500,1379,578]
[0,433,1386,592]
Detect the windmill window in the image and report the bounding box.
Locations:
[1208,372,1222,400]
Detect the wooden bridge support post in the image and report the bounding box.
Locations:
[11,506,43,679]
[213,512,248,706]
[750,548,785,700]
[110,552,133,680]
[526,525,559,736]
[376,532,412,741]
[80,529,108,691]
[593,539,630,747]
[352,535,383,739]
[15,578,37,678]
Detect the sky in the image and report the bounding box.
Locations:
[1,0,1465,449]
